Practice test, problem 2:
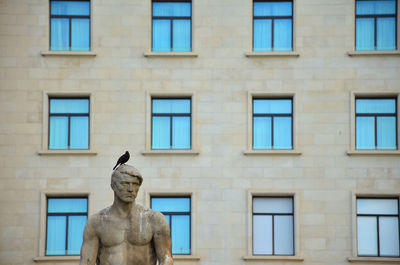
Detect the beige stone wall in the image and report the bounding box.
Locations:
[0,0,399,265]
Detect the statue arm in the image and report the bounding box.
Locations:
[80,217,99,265]
[152,212,173,265]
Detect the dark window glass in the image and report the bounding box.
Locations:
[151,197,191,255]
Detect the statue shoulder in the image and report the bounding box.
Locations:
[87,207,112,227]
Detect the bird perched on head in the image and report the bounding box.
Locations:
[113,151,130,170]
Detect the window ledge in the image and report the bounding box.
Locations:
[245,51,299,57]
[173,255,201,261]
[38,150,98,156]
[141,150,200,155]
[41,51,97,56]
[34,256,80,262]
[243,149,301,156]
[243,255,304,261]
[348,257,400,263]
[144,52,198,57]
[347,150,400,156]
[347,50,400,56]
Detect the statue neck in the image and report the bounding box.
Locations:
[112,195,135,217]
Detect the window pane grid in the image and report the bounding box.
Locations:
[50,0,90,51]
[357,198,400,257]
[355,98,397,150]
[46,197,88,256]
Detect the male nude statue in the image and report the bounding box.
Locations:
[80,164,173,265]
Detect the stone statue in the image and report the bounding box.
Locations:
[80,164,173,265]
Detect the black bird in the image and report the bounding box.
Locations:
[113,151,130,170]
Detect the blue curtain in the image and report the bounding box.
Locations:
[254,99,292,114]
[356,117,375,149]
[356,99,396,113]
[254,19,272,51]
[70,116,89,149]
[46,216,66,255]
[50,99,89,114]
[49,116,68,149]
[152,116,171,149]
[253,117,271,149]
[356,18,374,50]
[274,117,292,149]
[274,19,292,51]
[153,20,171,51]
[67,216,87,255]
[71,19,90,51]
[356,0,396,15]
[172,116,190,149]
[173,20,191,51]
[51,18,69,51]
[152,99,190,114]
[51,1,90,16]
[172,215,190,254]
[377,17,396,50]
[377,117,396,149]
[151,197,190,212]
[153,3,191,17]
[254,2,292,16]
[48,198,87,213]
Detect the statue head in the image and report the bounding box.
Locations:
[111,164,143,203]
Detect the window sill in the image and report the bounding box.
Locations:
[143,52,198,57]
[245,51,299,57]
[38,150,98,156]
[41,51,97,56]
[141,150,200,156]
[348,257,400,263]
[33,256,80,262]
[243,255,304,261]
[347,50,400,56]
[243,149,301,156]
[173,255,201,261]
[347,150,400,156]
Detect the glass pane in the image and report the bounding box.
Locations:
[71,19,90,51]
[164,214,171,224]
[377,117,396,150]
[356,18,374,51]
[356,0,396,15]
[50,99,89,114]
[356,99,396,114]
[171,215,190,254]
[46,216,66,255]
[67,216,87,255]
[70,116,89,149]
[254,2,292,16]
[379,217,400,256]
[152,116,171,149]
[254,99,292,114]
[253,197,293,214]
[49,116,68,150]
[48,198,88,213]
[274,19,292,51]
[153,19,171,52]
[153,2,191,17]
[357,198,398,215]
[253,19,272,51]
[172,116,190,149]
[51,18,69,51]
[152,99,191,114]
[273,117,292,149]
[253,215,273,255]
[173,20,191,52]
[274,215,294,255]
[357,217,378,256]
[356,116,375,149]
[253,117,272,149]
[151,197,190,212]
[51,1,90,16]
[377,17,396,50]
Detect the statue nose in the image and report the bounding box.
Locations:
[128,183,133,191]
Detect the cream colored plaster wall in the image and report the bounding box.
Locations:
[0,0,399,265]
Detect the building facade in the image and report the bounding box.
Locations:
[0,0,399,265]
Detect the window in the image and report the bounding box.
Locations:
[151,197,191,255]
[152,0,191,52]
[253,0,293,51]
[46,197,88,255]
[355,0,397,50]
[356,198,400,257]
[355,98,397,150]
[50,0,90,51]
[151,98,191,149]
[49,98,90,150]
[252,197,294,255]
[253,98,293,149]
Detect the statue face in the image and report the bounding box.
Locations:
[111,174,141,203]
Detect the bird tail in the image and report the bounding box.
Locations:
[113,164,118,170]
